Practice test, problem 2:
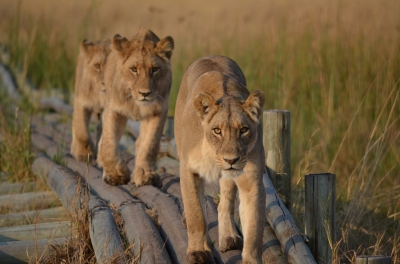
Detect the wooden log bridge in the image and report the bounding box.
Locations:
[0,62,316,263]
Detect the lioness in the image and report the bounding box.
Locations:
[175,55,266,264]
[71,39,111,162]
[97,29,174,186]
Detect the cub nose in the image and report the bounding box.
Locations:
[224,157,240,165]
[139,91,152,97]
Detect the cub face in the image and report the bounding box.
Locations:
[81,39,111,93]
[194,90,265,178]
[111,33,174,106]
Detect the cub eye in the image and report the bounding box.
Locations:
[94,63,100,70]
[151,67,159,73]
[213,128,221,135]
[240,126,249,134]
[131,67,138,73]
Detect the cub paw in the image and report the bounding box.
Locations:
[71,142,95,162]
[185,251,214,264]
[102,163,130,185]
[219,235,243,252]
[131,168,161,188]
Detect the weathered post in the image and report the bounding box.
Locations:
[263,110,291,211]
[305,173,336,264]
[355,256,392,264]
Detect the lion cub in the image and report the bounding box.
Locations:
[175,55,266,264]
[97,28,174,187]
[71,39,111,162]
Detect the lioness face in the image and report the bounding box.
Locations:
[112,32,174,106]
[81,40,111,92]
[195,90,265,178]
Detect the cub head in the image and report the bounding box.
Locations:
[194,90,265,178]
[112,28,174,105]
[80,39,111,92]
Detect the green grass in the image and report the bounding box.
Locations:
[0,0,399,262]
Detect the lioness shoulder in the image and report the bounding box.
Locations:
[175,55,266,264]
[98,28,174,186]
[71,39,111,162]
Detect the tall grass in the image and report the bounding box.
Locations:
[0,0,399,262]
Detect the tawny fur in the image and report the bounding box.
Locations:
[97,28,174,186]
[174,55,266,264]
[71,39,111,162]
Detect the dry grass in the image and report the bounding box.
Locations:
[0,0,399,262]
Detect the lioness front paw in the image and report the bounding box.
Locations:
[185,251,214,264]
[131,167,161,188]
[102,162,130,185]
[71,142,95,162]
[219,235,243,252]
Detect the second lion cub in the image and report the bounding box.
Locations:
[174,55,266,264]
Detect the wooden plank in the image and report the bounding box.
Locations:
[263,172,316,264]
[0,206,69,227]
[305,173,336,264]
[263,110,291,211]
[0,237,67,264]
[0,191,61,213]
[355,255,392,264]
[0,221,71,242]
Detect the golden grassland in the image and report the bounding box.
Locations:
[0,0,399,262]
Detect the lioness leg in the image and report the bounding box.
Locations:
[130,111,166,187]
[218,177,243,252]
[235,174,265,264]
[71,102,95,162]
[180,168,214,264]
[97,108,129,185]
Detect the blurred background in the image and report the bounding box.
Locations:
[0,0,399,262]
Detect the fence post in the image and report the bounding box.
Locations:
[305,173,336,264]
[263,110,291,211]
[355,256,392,264]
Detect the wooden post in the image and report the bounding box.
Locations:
[305,173,336,264]
[263,110,291,211]
[355,255,392,264]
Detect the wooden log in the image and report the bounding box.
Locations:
[0,62,19,100]
[355,255,392,264]
[0,237,67,264]
[0,191,61,213]
[305,173,336,264]
[263,172,316,264]
[126,120,141,139]
[263,110,291,211]
[31,154,127,263]
[0,221,71,242]
[0,206,69,227]
[38,97,73,115]
[0,182,37,195]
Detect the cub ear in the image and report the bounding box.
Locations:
[194,93,217,120]
[243,90,265,122]
[80,40,95,55]
[112,34,130,54]
[156,36,174,59]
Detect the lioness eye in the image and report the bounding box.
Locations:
[240,127,249,134]
[131,67,138,73]
[94,63,100,70]
[152,67,159,73]
[213,128,221,135]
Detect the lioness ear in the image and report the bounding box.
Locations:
[243,90,265,122]
[80,40,95,55]
[112,34,130,54]
[194,93,217,120]
[156,36,174,59]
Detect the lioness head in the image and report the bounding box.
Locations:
[194,89,265,178]
[111,28,174,106]
[80,39,111,92]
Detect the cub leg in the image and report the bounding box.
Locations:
[180,167,214,264]
[235,174,265,264]
[97,107,129,185]
[130,111,166,187]
[218,177,243,252]
[71,102,95,162]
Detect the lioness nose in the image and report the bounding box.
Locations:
[139,91,152,97]
[224,157,240,165]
